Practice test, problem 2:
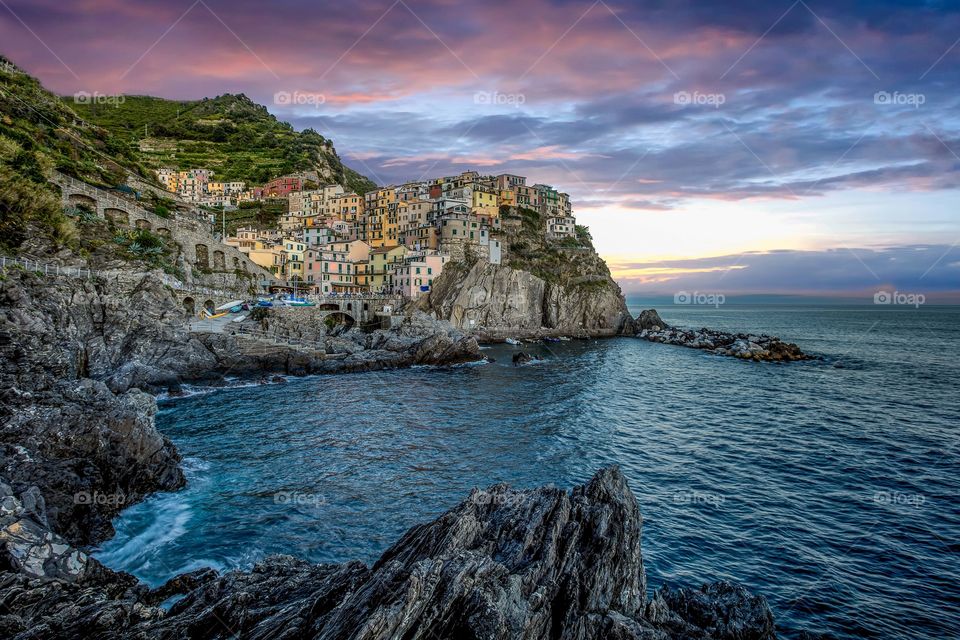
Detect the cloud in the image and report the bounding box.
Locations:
[611,245,960,297]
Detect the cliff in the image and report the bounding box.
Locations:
[422,208,631,339]
[1,468,779,639]
[424,260,631,339]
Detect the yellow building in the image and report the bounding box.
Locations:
[367,245,408,292]
[365,188,396,248]
[283,239,307,282]
[248,242,286,275]
[472,190,499,218]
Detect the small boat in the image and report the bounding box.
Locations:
[504,338,521,345]
[215,299,245,312]
[229,305,243,313]
[283,297,315,307]
[543,337,561,343]
[256,300,273,308]
[558,336,572,342]
[231,314,247,323]
[201,310,229,319]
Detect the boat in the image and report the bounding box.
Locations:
[543,337,561,343]
[229,305,243,313]
[505,338,521,345]
[215,299,245,312]
[256,300,273,308]
[281,297,315,307]
[231,314,247,323]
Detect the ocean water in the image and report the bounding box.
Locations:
[94,304,960,639]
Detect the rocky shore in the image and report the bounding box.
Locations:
[0,266,803,638]
[632,310,813,362]
[1,468,779,639]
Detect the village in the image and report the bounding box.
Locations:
[156,167,577,300]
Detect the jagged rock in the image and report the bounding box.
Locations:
[633,309,812,363]
[0,468,781,639]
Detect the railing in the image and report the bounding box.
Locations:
[1,254,96,279]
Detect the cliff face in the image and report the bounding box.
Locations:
[423,259,631,339]
[422,207,632,339]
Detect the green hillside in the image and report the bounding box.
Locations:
[72,94,377,194]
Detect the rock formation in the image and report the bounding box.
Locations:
[0,468,779,639]
[423,260,631,340]
[631,309,812,362]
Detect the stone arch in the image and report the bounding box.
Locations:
[232,257,240,270]
[104,208,128,224]
[324,312,355,330]
[67,193,97,210]
[212,250,226,270]
[183,297,195,316]
[195,244,209,269]
[135,219,152,230]
[203,299,215,314]
[156,227,171,237]
[317,303,339,311]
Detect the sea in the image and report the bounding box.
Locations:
[94,301,960,639]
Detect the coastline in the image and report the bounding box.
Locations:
[0,267,808,638]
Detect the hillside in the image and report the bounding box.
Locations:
[71,93,377,194]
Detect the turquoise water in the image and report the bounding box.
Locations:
[95,304,960,639]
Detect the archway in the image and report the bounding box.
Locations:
[324,312,355,332]
[67,193,97,210]
[212,250,226,270]
[203,299,215,314]
[135,219,152,230]
[195,244,209,269]
[104,208,127,224]
[183,297,195,316]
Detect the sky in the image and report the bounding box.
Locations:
[2,0,959,300]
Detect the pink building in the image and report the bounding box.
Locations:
[391,252,449,299]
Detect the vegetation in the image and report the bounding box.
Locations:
[71,93,377,193]
[497,205,607,287]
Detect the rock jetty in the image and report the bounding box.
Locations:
[633,309,813,362]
